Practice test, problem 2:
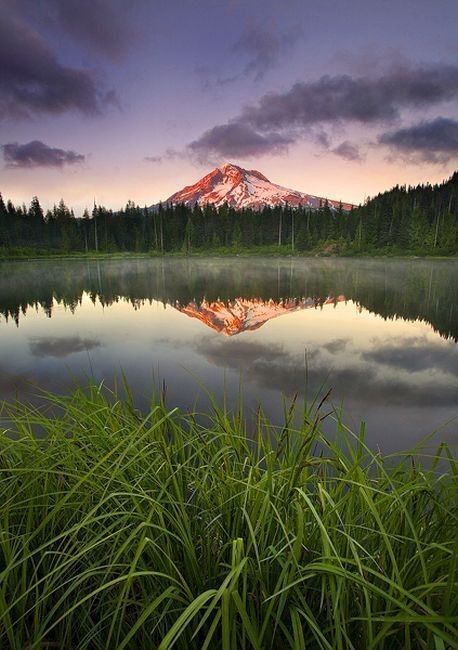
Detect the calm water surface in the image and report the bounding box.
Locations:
[0,257,457,451]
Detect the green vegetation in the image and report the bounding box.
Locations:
[1,171,457,257]
[0,385,456,648]
[0,247,154,260]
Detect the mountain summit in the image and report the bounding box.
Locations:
[177,295,347,336]
[163,163,354,211]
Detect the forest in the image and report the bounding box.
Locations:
[1,172,457,256]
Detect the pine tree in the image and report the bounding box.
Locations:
[232,221,242,248]
[182,217,194,253]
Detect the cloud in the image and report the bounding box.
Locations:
[331,141,363,161]
[50,0,134,61]
[195,337,316,395]
[195,337,458,408]
[313,130,363,162]
[322,338,350,354]
[362,337,458,376]
[378,117,458,163]
[29,336,101,358]
[188,122,293,161]
[3,141,85,168]
[186,63,458,160]
[314,130,331,149]
[144,148,181,164]
[196,338,306,367]
[0,9,112,120]
[198,24,302,88]
[232,24,302,82]
[240,64,458,131]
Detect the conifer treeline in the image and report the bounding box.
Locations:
[1,172,456,254]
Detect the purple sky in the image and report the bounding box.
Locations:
[1,0,457,213]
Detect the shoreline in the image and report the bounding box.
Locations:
[1,249,457,262]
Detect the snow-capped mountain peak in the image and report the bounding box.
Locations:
[176,295,347,336]
[162,163,354,211]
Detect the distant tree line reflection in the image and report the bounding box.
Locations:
[0,258,456,341]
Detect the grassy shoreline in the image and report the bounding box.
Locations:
[0,385,456,648]
[1,246,457,262]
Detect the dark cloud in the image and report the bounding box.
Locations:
[187,63,458,160]
[322,338,350,354]
[195,337,314,396]
[331,141,363,161]
[29,336,101,358]
[188,122,293,161]
[3,141,85,168]
[363,338,458,376]
[144,148,181,164]
[196,338,308,367]
[378,117,458,163]
[10,0,133,61]
[51,0,134,61]
[0,10,111,120]
[232,24,302,82]
[314,130,363,162]
[195,337,457,408]
[198,25,302,88]
[315,131,331,149]
[240,64,458,131]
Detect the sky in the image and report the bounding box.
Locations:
[1,0,458,213]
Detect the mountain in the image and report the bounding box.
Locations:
[177,295,346,336]
[162,163,355,211]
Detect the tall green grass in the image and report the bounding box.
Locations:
[0,385,456,649]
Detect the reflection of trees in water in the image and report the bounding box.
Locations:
[0,258,456,341]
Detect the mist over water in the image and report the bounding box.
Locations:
[0,256,456,452]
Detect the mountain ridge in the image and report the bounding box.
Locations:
[177,295,347,336]
[158,163,355,211]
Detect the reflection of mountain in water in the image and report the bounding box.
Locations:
[178,296,346,335]
[0,258,456,341]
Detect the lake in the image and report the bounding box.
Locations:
[0,256,457,452]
